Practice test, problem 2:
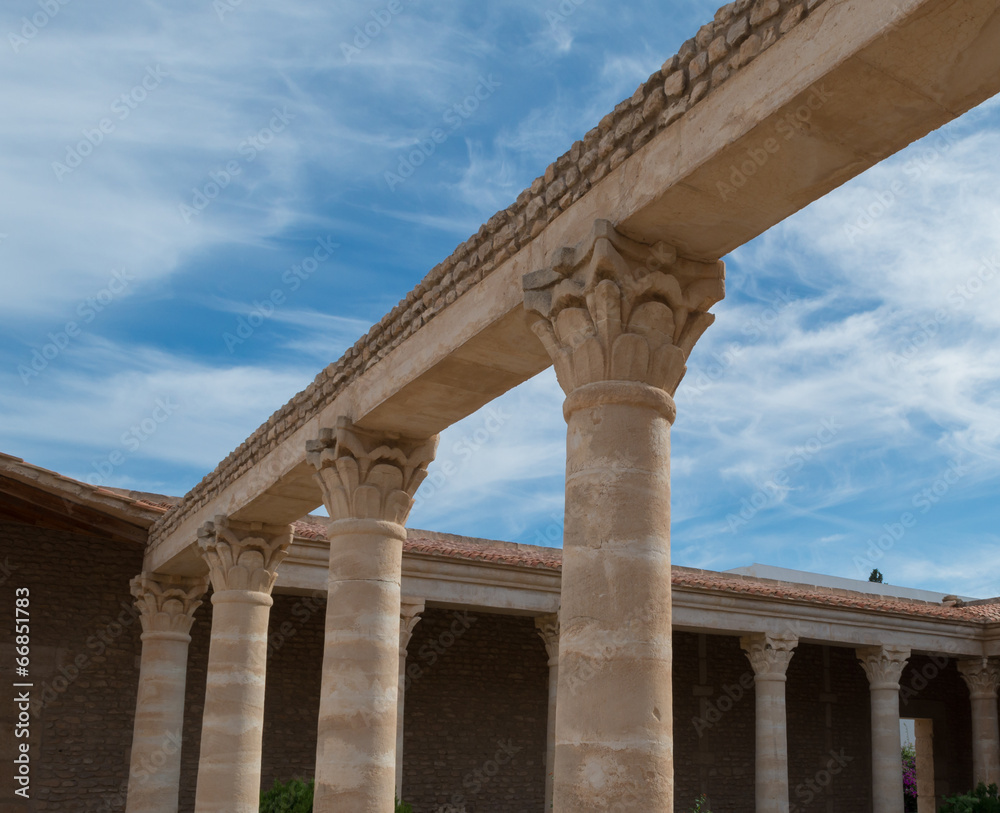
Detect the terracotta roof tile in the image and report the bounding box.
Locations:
[289,518,1000,623]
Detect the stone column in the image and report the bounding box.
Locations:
[307,419,437,813]
[523,220,725,812]
[396,599,425,799]
[857,645,910,813]
[741,633,797,813]
[193,517,291,813]
[535,613,560,812]
[126,573,207,813]
[958,657,1000,786]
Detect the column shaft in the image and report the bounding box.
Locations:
[871,686,903,812]
[755,679,789,812]
[194,593,272,813]
[535,614,559,811]
[126,634,193,813]
[556,393,674,810]
[970,695,1000,785]
[958,658,1000,786]
[397,601,424,800]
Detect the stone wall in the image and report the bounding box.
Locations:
[0,521,144,812]
[402,608,549,813]
[150,0,832,549]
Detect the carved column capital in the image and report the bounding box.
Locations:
[857,645,911,690]
[197,516,292,595]
[959,657,1000,700]
[400,600,425,656]
[523,219,725,398]
[740,632,798,681]
[130,572,208,636]
[535,613,560,664]
[306,417,438,526]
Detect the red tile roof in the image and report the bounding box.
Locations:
[289,518,1000,622]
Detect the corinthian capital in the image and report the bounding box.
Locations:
[535,614,560,662]
[740,632,798,680]
[197,516,292,595]
[958,657,1000,700]
[857,645,911,690]
[523,220,725,395]
[400,600,425,656]
[306,417,438,525]
[130,572,208,636]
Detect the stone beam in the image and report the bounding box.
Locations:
[146,0,1000,575]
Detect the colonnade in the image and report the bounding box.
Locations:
[123,221,1000,812]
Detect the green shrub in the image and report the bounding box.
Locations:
[940,783,1000,813]
[258,780,413,813]
[691,795,712,813]
[259,778,314,813]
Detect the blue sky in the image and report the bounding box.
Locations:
[2,0,999,596]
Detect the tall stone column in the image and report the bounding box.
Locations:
[741,633,797,813]
[958,657,1000,786]
[535,613,560,811]
[397,599,425,799]
[126,573,207,813]
[857,645,910,813]
[307,418,437,813]
[193,517,292,813]
[523,220,725,812]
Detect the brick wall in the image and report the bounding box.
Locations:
[0,520,144,813]
[401,608,549,813]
